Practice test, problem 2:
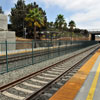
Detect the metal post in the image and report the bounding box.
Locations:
[58,40,60,56]
[32,40,34,65]
[24,27,26,38]
[65,41,67,54]
[5,40,8,72]
[23,0,25,38]
[71,31,73,44]
[64,41,65,54]
[48,41,50,59]
[53,40,55,58]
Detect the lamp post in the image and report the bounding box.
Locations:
[61,24,64,39]
[24,27,26,38]
[47,31,50,40]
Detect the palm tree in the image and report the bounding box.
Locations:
[68,20,76,30]
[25,8,44,40]
[68,20,76,41]
[49,22,54,28]
[63,22,67,30]
[55,14,66,30]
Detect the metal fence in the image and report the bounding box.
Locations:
[0,40,98,74]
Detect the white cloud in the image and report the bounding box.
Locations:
[38,0,100,29]
[12,0,17,3]
[38,0,99,11]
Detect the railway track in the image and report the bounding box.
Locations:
[24,46,99,100]
[0,46,68,64]
[0,44,81,65]
[0,45,99,100]
[33,49,95,100]
[0,49,54,64]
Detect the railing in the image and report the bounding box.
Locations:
[0,40,98,74]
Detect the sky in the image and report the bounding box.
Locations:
[0,0,100,30]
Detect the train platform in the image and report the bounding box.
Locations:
[0,44,68,56]
[0,43,78,57]
[49,49,100,100]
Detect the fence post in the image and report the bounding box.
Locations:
[65,40,67,54]
[48,41,50,59]
[32,40,34,65]
[5,40,8,72]
[53,40,55,58]
[58,40,60,56]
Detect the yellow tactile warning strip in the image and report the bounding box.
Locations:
[49,49,100,100]
[86,63,100,100]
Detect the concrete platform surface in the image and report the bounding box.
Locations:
[74,56,100,100]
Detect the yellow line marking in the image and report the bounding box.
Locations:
[86,63,100,100]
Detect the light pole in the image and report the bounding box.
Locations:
[22,0,25,38]
[24,27,26,38]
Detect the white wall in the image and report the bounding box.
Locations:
[0,14,8,31]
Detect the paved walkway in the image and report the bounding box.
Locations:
[75,56,100,100]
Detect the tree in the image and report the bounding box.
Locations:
[83,29,89,37]
[55,14,66,30]
[74,28,81,33]
[68,20,76,30]
[0,6,4,14]
[49,22,54,28]
[39,8,47,30]
[25,8,44,40]
[63,22,67,30]
[10,1,47,38]
[68,20,76,40]
[26,2,47,32]
[10,0,26,37]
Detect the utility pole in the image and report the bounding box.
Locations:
[23,0,25,38]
